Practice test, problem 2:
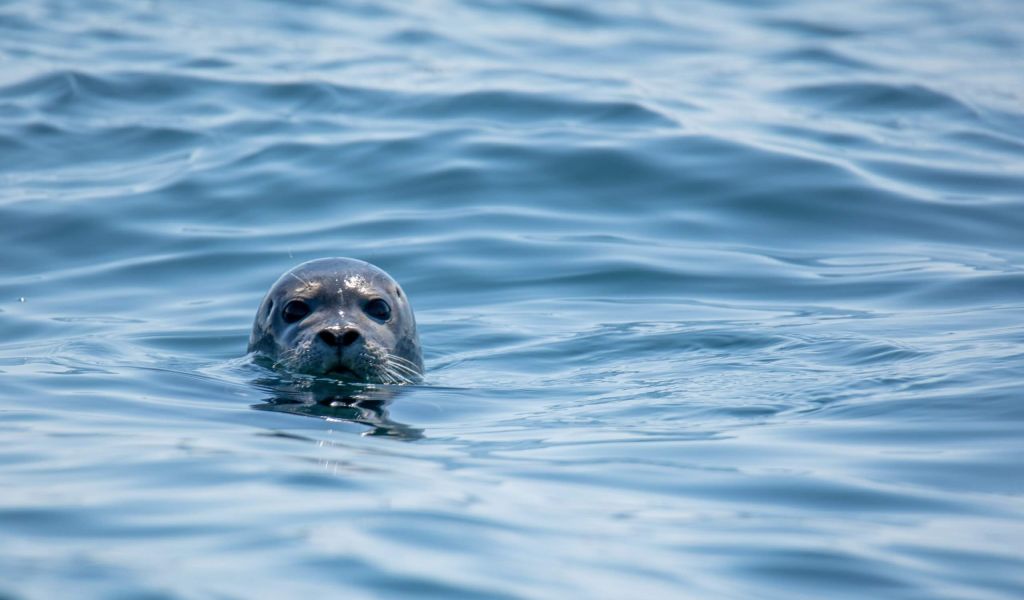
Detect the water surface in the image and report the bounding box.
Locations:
[2,1,1023,598]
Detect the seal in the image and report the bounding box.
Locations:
[248,258,423,384]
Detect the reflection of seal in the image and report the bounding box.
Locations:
[248,258,423,384]
[252,379,423,440]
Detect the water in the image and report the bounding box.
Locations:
[2,0,1023,598]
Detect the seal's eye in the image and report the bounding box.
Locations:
[364,298,391,321]
[282,300,311,323]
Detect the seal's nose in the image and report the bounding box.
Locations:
[319,328,361,348]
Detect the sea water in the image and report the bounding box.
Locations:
[1,1,1023,598]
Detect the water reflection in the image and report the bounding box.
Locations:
[250,378,424,441]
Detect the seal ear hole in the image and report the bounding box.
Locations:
[395,288,402,298]
[265,300,274,318]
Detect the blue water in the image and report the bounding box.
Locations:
[2,1,1023,598]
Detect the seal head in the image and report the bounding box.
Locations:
[248,258,423,384]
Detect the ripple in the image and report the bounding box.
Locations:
[778,81,981,120]
[3,0,1024,598]
[405,89,677,127]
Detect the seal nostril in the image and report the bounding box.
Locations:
[341,329,360,346]
[318,329,340,347]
